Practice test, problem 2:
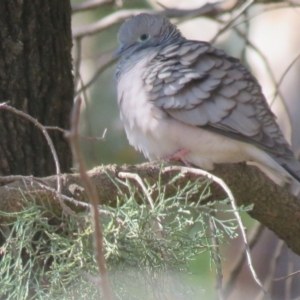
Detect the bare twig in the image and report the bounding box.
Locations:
[77,74,99,163]
[72,0,242,39]
[0,175,70,204]
[66,97,113,299]
[34,180,113,216]
[209,213,224,300]
[0,102,62,193]
[272,51,300,103]
[118,171,164,235]
[232,26,293,144]
[255,240,285,300]
[20,178,112,217]
[73,9,148,39]
[73,38,83,92]
[224,222,265,298]
[0,103,78,217]
[228,191,269,298]
[285,257,294,300]
[227,1,300,28]
[72,0,115,14]
[240,9,250,64]
[274,270,300,282]
[163,166,269,297]
[157,0,240,19]
[118,172,155,209]
[76,54,117,96]
[71,0,300,40]
[45,126,107,141]
[210,0,254,44]
[33,181,90,209]
[0,175,35,183]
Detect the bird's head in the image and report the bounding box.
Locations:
[115,13,183,58]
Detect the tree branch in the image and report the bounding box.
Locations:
[1,162,300,256]
[72,0,300,39]
[72,0,115,14]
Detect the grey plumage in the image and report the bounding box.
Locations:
[115,13,300,194]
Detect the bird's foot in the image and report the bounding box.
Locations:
[164,149,191,166]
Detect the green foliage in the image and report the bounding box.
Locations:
[0,195,97,300]
[0,173,249,299]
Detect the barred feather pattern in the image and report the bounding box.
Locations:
[116,13,300,194]
[142,41,300,182]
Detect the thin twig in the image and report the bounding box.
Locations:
[210,0,254,44]
[76,54,117,96]
[118,171,164,235]
[255,239,285,300]
[227,1,300,28]
[163,166,269,297]
[118,172,155,209]
[8,178,112,217]
[0,102,62,193]
[272,51,300,103]
[73,38,83,93]
[77,74,99,163]
[66,97,113,300]
[0,175,35,183]
[45,126,107,141]
[232,26,293,144]
[33,182,90,208]
[34,181,113,216]
[224,222,265,298]
[73,9,148,39]
[209,212,224,300]
[72,0,242,39]
[72,0,299,39]
[0,103,77,217]
[0,175,62,201]
[285,256,294,300]
[274,270,300,282]
[228,25,291,115]
[72,0,114,14]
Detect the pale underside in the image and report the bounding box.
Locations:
[117,55,291,186]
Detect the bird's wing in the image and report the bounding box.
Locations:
[143,41,292,158]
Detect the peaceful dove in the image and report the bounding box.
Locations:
[115,13,300,195]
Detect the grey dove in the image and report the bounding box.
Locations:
[115,13,300,195]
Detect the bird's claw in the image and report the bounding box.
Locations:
[164,149,191,166]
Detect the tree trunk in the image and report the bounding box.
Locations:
[0,0,73,176]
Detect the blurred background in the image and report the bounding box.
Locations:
[71,0,300,299]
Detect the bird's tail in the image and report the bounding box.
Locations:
[272,154,300,196]
[245,146,300,197]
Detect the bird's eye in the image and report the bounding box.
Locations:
[139,33,150,42]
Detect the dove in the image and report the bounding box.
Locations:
[115,13,300,194]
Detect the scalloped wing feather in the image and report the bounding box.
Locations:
[142,40,300,181]
[143,41,289,155]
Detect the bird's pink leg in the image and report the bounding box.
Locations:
[164,149,191,166]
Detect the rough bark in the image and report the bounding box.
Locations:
[1,162,300,256]
[0,0,73,176]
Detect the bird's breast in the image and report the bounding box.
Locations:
[117,56,173,159]
[116,55,251,168]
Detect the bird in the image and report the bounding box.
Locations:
[115,13,300,195]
